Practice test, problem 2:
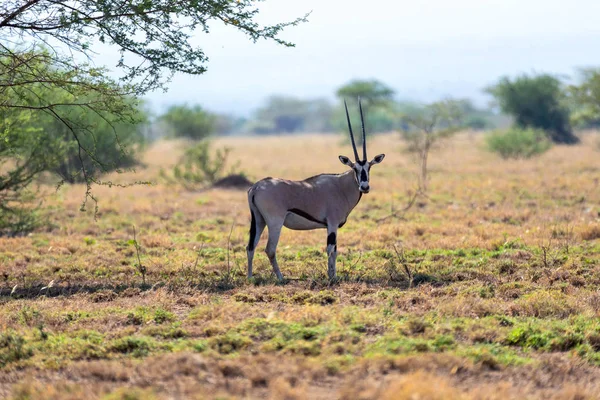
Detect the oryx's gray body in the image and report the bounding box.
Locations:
[246,99,385,280]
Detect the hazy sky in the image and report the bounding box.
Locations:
[114,0,600,115]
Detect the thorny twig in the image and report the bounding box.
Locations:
[377,188,423,223]
[132,225,146,285]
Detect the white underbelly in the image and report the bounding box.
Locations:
[283,213,326,231]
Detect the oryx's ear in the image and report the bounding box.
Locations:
[339,155,354,167]
[370,154,385,165]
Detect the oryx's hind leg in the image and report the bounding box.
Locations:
[264,220,284,280]
[246,207,266,279]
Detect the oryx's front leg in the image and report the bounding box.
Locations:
[326,226,338,280]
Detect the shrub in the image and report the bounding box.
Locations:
[0,331,33,367]
[110,336,152,357]
[153,308,175,324]
[211,332,252,354]
[486,128,552,159]
[581,224,600,241]
[161,140,243,188]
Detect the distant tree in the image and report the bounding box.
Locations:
[257,96,306,133]
[159,105,216,140]
[568,68,600,129]
[401,100,465,193]
[333,80,396,140]
[214,114,246,136]
[250,96,333,134]
[302,99,335,133]
[336,79,395,109]
[331,102,398,135]
[397,98,494,132]
[453,99,495,130]
[486,74,578,144]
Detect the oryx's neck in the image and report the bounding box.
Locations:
[337,170,362,212]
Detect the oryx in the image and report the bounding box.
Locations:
[246,99,385,280]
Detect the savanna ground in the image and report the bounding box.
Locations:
[1,133,600,399]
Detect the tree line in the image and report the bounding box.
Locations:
[160,70,600,144]
[160,80,498,139]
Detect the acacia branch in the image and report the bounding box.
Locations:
[0,0,41,27]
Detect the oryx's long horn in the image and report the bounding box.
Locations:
[359,97,367,160]
[344,99,360,161]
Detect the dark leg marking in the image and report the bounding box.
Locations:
[288,208,327,226]
[327,232,336,246]
[248,210,257,251]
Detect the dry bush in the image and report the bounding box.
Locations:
[550,385,596,400]
[70,360,131,382]
[380,370,467,400]
[580,224,600,241]
[11,381,95,400]
[588,292,600,315]
[268,376,308,400]
[103,387,159,400]
[510,291,583,318]
[437,296,500,318]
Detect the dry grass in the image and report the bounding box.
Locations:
[1,132,600,399]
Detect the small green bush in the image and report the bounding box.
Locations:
[161,140,243,188]
[110,336,151,357]
[211,332,252,354]
[0,331,33,367]
[153,308,175,324]
[486,128,552,159]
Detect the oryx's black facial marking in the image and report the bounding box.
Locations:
[288,208,327,226]
[351,162,372,193]
[248,210,257,251]
[341,152,385,194]
[327,232,336,246]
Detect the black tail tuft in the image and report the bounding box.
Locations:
[248,210,257,251]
